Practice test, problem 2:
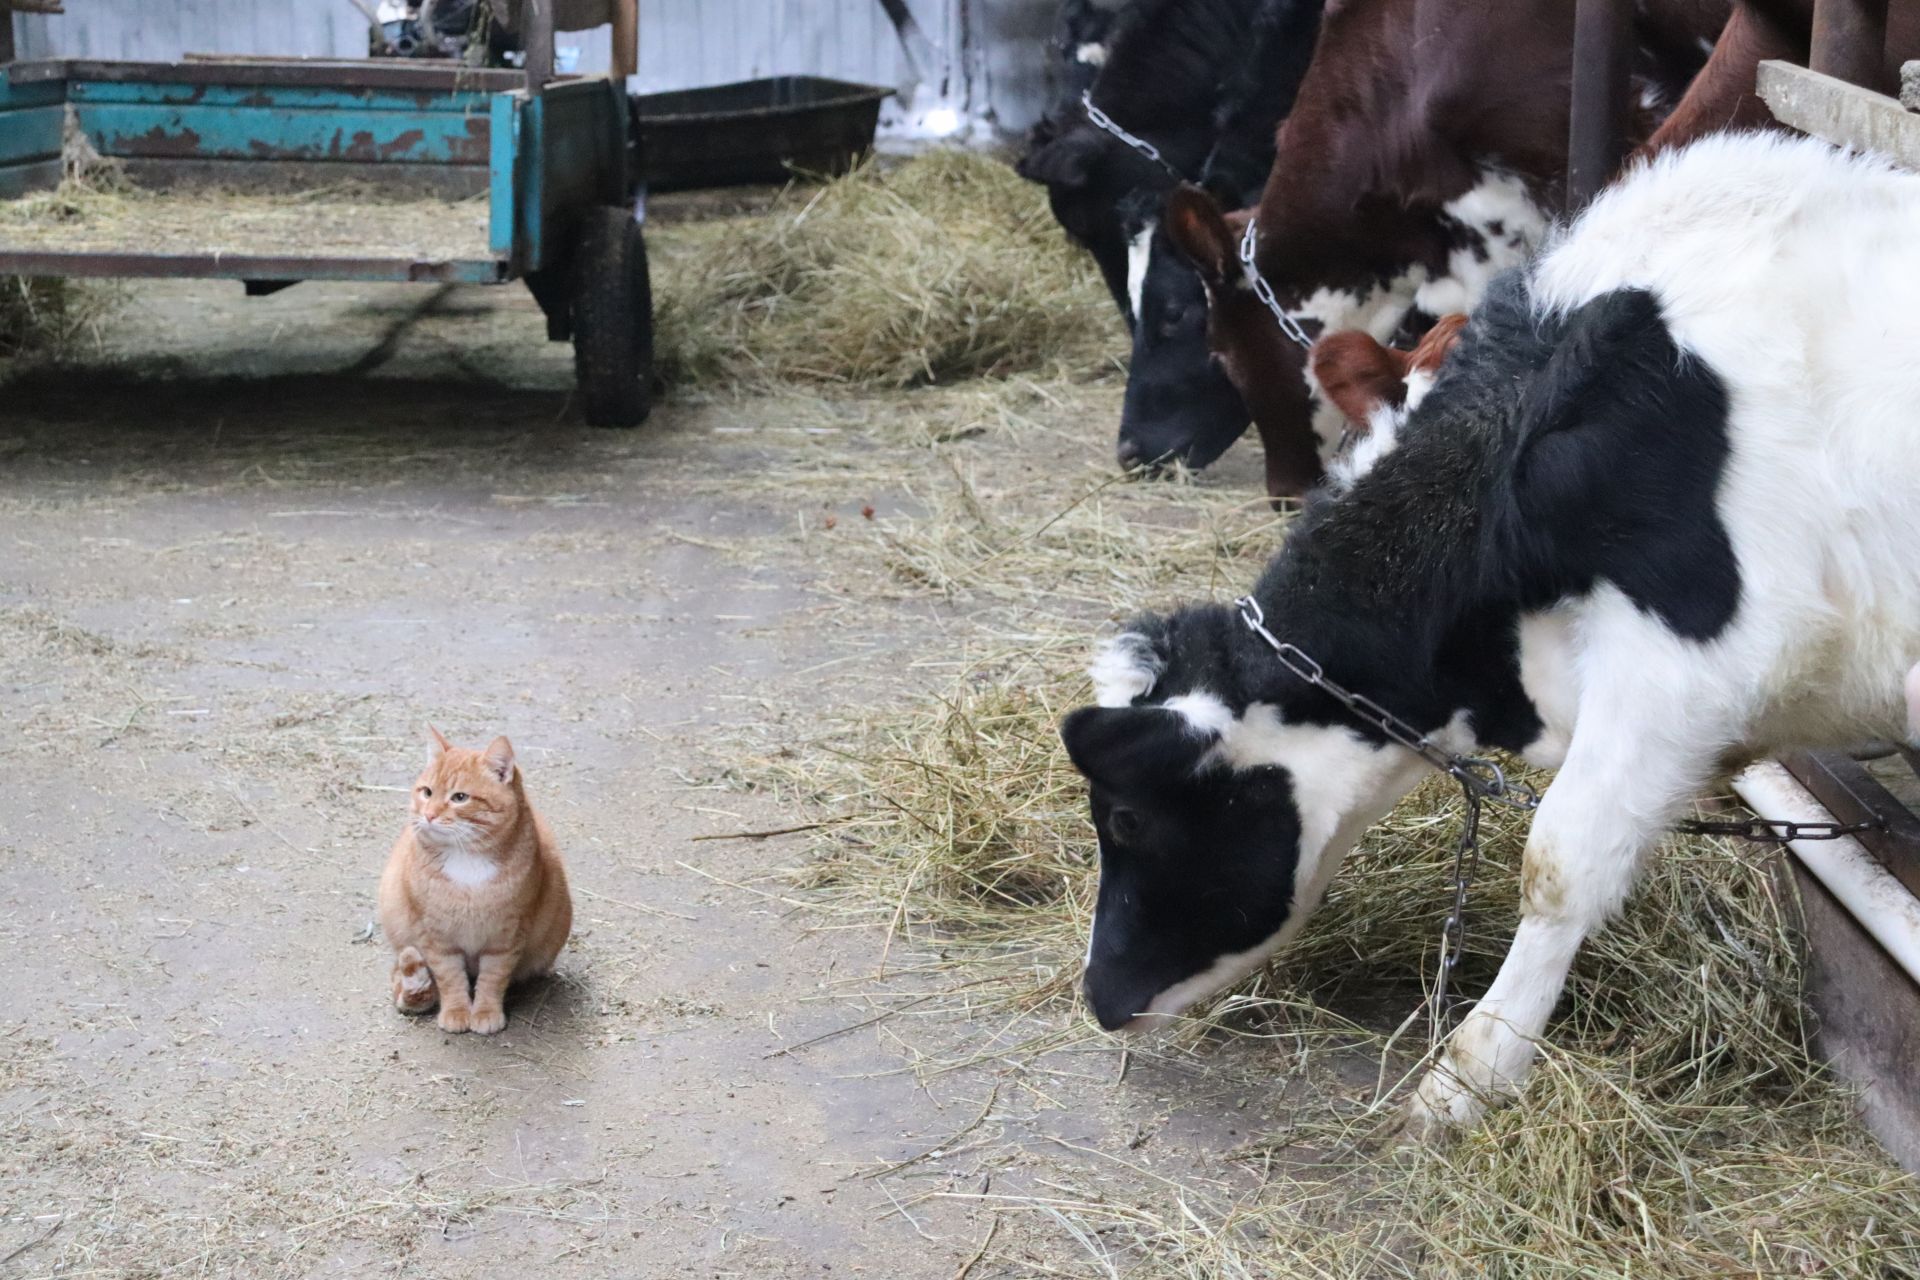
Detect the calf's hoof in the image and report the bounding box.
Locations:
[1401,1066,1488,1143]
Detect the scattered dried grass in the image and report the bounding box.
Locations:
[764,440,1920,1277]
[649,149,1116,390]
[0,273,114,361]
[0,178,491,260]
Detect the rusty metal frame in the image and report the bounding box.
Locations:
[1810,0,1891,91]
[0,247,509,284]
[7,56,526,92]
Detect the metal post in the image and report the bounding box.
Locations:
[523,0,553,96]
[610,0,637,82]
[1810,0,1890,91]
[1,8,15,65]
[1567,0,1633,208]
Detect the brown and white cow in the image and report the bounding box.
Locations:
[1153,0,1725,500]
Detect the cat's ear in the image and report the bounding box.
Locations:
[426,723,452,761]
[482,735,516,784]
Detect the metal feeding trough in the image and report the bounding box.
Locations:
[632,75,893,191]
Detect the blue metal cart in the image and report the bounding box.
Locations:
[0,32,653,426]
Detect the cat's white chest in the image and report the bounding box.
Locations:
[441,849,499,887]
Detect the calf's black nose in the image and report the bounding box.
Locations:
[1083,967,1152,1031]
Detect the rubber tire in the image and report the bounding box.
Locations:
[571,206,654,428]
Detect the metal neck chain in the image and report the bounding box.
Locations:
[1674,815,1882,844]
[1236,219,1316,351]
[1230,595,1883,1035]
[1079,91,1183,181]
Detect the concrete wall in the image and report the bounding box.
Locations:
[9,0,1055,131]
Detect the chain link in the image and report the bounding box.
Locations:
[1229,594,1883,1036]
[1233,597,1538,812]
[1673,815,1882,843]
[1079,91,1183,181]
[1236,220,1317,351]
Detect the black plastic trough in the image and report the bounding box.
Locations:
[632,75,893,191]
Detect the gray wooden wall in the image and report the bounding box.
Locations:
[10,0,1054,131]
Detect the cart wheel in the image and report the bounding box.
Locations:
[571,206,654,428]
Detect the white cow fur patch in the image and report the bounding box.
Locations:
[1165,693,1433,890]
[1090,632,1164,707]
[1414,170,1548,318]
[1125,222,1155,327]
[1075,41,1109,67]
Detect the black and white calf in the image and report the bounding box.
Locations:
[1063,133,1920,1134]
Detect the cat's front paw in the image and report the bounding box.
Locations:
[468,1006,507,1036]
[436,1005,471,1034]
[391,949,437,1014]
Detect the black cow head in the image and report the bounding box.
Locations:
[1061,612,1428,1031]
[1018,116,1188,325]
[1062,701,1305,1029]
[1117,220,1251,470]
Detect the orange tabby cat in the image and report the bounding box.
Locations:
[378,727,572,1035]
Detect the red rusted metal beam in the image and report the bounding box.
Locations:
[1810,0,1891,91]
[9,57,525,92]
[1568,0,1634,207]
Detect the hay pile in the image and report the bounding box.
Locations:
[768,457,1920,1277]
[649,149,1116,390]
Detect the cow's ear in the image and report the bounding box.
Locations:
[1408,312,1469,378]
[1061,705,1217,794]
[1513,288,1671,507]
[1310,329,1408,432]
[1017,127,1101,189]
[1163,184,1238,287]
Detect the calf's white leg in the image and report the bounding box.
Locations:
[1407,601,1730,1134]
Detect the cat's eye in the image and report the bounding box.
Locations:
[451,792,470,803]
[418,786,432,798]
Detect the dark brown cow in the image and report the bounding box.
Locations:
[1157,0,1725,501]
[1641,0,1920,155]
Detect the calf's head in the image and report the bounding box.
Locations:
[1019,118,1182,323]
[1062,613,1429,1031]
[1116,225,1251,470]
[1161,186,1325,497]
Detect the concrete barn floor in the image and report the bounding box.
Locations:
[0,276,1338,1277]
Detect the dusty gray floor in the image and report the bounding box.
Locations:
[0,279,1315,1278]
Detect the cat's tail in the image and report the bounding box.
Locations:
[391,946,437,1014]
